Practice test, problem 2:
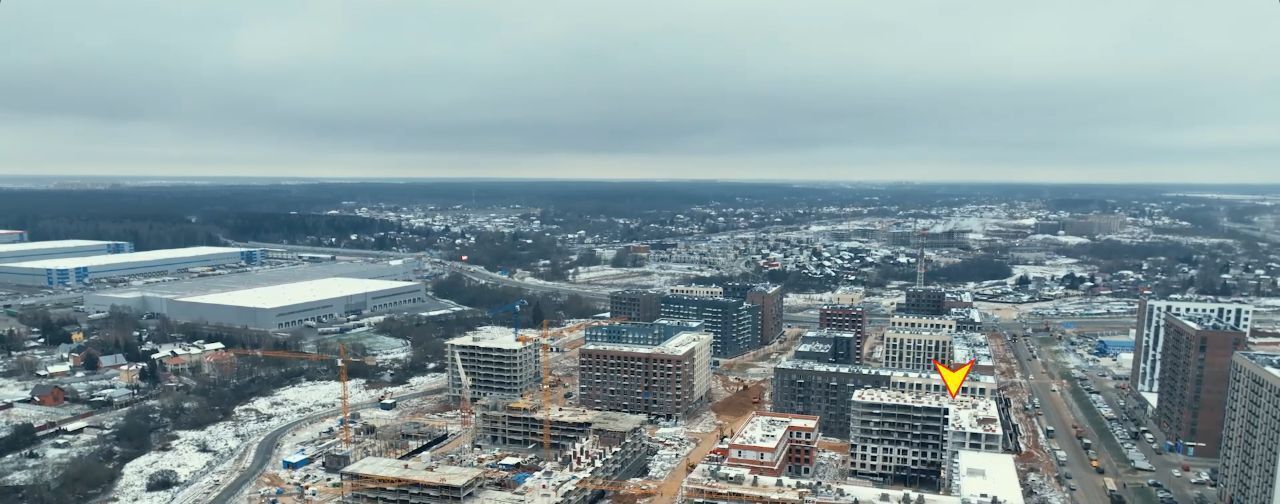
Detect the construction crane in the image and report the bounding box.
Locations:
[540,320,554,463]
[225,345,371,447]
[487,299,529,338]
[915,220,929,288]
[453,347,474,446]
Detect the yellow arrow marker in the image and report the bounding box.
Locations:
[933,359,976,399]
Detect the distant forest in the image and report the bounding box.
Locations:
[0,180,1268,251]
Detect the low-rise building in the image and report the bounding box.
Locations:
[723,412,820,477]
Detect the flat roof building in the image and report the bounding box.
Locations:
[0,230,27,244]
[446,327,541,403]
[1219,352,1280,504]
[0,239,132,265]
[882,329,953,372]
[947,451,1025,504]
[162,277,426,329]
[340,458,483,504]
[1131,298,1252,393]
[772,359,997,440]
[724,412,820,477]
[1154,314,1246,458]
[0,246,260,286]
[660,295,760,358]
[849,389,1001,485]
[579,330,712,419]
[608,289,662,323]
[900,286,947,316]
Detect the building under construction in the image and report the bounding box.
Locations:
[445,327,541,403]
[339,458,484,504]
[475,398,648,457]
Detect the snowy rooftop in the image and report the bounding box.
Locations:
[0,239,123,253]
[1239,352,1280,379]
[1,246,253,268]
[446,326,537,349]
[685,464,964,503]
[175,277,420,308]
[340,457,483,486]
[581,331,709,355]
[731,412,818,451]
[776,359,997,384]
[850,390,1000,434]
[951,450,1025,504]
[952,332,993,366]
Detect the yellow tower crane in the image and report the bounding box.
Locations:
[225,344,372,448]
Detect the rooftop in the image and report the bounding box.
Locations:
[446,326,538,350]
[1171,313,1244,332]
[951,450,1025,504]
[851,389,1001,435]
[175,277,421,308]
[1238,352,1280,379]
[89,261,418,300]
[1,246,254,269]
[340,457,483,486]
[731,412,818,450]
[776,359,997,384]
[581,331,710,355]
[0,239,123,253]
[952,332,993,366]
[685,464,964,503]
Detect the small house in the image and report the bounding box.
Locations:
[30,384,67,406]
[98,354,129,370]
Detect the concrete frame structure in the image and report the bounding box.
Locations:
[849,389,1001,484]
[0,246,261,286]
[772,359,997,440]
[0,239,131,264]
[1131,298,1253,394]
[818,305,866,361]
[578,330,712,419]
[339,458,483,504]
[1153,314,1246,458]
[445,328,540,403]
[723,412,820,477]
[158,277,426,329]
[475,399,647,455]
[1219,352,1280,504]
[793,329,861,365]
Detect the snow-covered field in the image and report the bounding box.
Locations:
[113,373,443,504]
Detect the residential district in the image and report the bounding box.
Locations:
[2,191,1280,504]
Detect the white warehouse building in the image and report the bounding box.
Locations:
[0,239,133,264]
[0,246,261,286]
[161,277,427,329]
[0,230,29,244]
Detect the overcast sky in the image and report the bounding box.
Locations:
[1,2,1278,183]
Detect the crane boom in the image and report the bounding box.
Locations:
[225,345,364,449]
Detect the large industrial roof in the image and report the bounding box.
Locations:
[1,246,250,269]
[0,239,123,253]
[340,457,483,486]
[176,277,421,308]
[89,261,421,300]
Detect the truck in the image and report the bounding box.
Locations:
[1045,426,1056,439]
[1081,438,1093,450]
[87,312,110,321]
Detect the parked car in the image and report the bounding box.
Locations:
[1172,469,1183,478]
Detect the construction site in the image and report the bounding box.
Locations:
[223,284,1034,504]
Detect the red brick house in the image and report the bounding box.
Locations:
[30,385,67,406]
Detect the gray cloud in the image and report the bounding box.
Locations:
[1,1,1278,182]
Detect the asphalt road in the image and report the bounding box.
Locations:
[209,384,445,503]
[1001,326,1112,504]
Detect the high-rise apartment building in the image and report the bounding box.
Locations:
[819,305,867,359]
[1219,352,1280,504]
[793,329,861,365]
[1153,314,1246,458]
[772,359,997,439]
[446,328,541,403]
[578,330,712,419]
[608,289,662,323]
[900,287,947,316]
[660,295,760,358]
[584,318,703,346]
[1131,298,1252,394]
[725,283,784,346]
[882,329,953,372]
[849,389,1001,484]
